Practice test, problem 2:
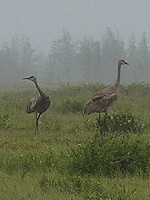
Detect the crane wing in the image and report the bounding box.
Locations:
[92,91,107,101]
[85,92,118,115]
[26,96,39,113]
[92,84,117,101]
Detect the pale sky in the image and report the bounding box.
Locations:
[0,0,150,51]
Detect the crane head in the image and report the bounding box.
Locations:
[119,59,129,66]
[23,76,37,83]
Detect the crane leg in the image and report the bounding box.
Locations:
[97,112,108,136]
[97,113,101,126]
[97,113,104,135]
[35,113,41,135]
[104,112,108,124]
[35,113,38,135]
[104,112,108,134]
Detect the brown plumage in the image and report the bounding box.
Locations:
[23,76,50,134]
[84,59,129,124]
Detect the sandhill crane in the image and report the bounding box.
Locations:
[84,59,129,125]
[23,76,50,135]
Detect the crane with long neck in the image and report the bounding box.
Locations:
[114,59,125,88]
[23,76,50,135]
[84,59,129,125]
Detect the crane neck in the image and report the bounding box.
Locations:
[34,81,46,97]
[115,64,121,88]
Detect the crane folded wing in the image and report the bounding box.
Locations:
[84,92,118,115]
[92,91,107,101]
[26,97,39,113]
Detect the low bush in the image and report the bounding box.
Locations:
[100,110,146,134]
[84,110,146,135]
[65,134,150,176]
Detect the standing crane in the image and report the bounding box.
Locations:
[84,59,129,125]
[23,76,50,135]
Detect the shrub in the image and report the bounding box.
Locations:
[85,110,146,135]
[103,110,146,134]
[65,134,150,176]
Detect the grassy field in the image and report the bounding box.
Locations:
[0,83,150,199]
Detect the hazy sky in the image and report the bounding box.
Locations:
[0,0,150,52]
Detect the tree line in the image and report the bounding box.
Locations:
[0,28,149,88]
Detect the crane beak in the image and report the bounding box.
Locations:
[124,61,129,65]
[23,77,30,80]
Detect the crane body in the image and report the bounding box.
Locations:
[84,59,129,124]
[23,76,50,134]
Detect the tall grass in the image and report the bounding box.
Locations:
[0,83,150,199]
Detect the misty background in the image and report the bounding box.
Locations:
[0,0,150,89]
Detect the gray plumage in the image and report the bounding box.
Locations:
[23,76,50,134]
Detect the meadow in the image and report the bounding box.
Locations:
[0,83,150,199]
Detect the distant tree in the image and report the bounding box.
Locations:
[128,33,137,59]
[47,30,75,84]
[78,37,92,82]
[138,31,150,82]
[10,37,20,70]
[127,32,138,82]
[77,37,101,83]
[101,28,126,84]
[0,39,20,73]
[0,44,11,73]
[0,37,46,87]
[139,31,149,61]
[21,38,35,74]
[101,28,125,59]
[1,29,150,87]
[34,50,46,81]
[91,40,101,82]
[0,37,21,86]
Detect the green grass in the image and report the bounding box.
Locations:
[0,83,150,199]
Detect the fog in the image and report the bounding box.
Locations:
[0,0,150,89]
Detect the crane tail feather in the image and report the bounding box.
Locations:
[26,105,34,113]
[84,101,94,115]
